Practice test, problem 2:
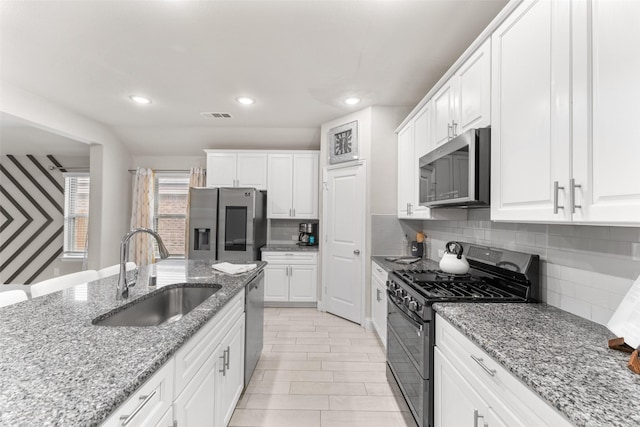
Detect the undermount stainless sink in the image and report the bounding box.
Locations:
[93,284,222,327]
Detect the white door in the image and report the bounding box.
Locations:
[236,152,267,189]
[292,153,319,218]
[267,154,294,218]
[490,0,571,222]
[323,163,365,324]
[206,153,236,187]
[572,0,640,223]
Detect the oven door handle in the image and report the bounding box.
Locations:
[388,295,424,335]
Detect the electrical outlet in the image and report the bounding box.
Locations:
[438,249,445,258]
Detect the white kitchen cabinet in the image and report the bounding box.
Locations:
[433,38,491,148]
[435,314,572,427]
[262,252,317,304]
[102,359,175,427]
[216,315,245,427]
[370,261,388,348]
[174,348,218,427]
[267,152,319,219]
[570,0,640,223]
[490,0,572,223]
[205,150,268,189]
[155,407,173,427]
[397,122,414,218]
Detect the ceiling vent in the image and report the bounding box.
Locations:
[200,112,233,119]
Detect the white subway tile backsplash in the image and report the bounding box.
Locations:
[560,295,592,319]
[591,305,614,325]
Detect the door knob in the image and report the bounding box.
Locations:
[353,249,360,255]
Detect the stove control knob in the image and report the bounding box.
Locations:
[408,300,418,311]
[395,289,404,298]
[403,296,412,305]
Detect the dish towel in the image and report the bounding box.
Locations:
[212,262,257,275]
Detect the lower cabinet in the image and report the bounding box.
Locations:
[370,261,388,347]
[102,290,246,427]
[262,252,317,304]
[434,314,572,427]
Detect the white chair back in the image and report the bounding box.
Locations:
[97,262,137,279]
[0,289,28,308]
[31,270,99,298]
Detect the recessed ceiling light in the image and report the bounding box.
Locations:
[236,96,255,105]
[344,97,361,105]
[129,95,152,105]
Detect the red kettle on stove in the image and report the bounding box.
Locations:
[439,241,470,275]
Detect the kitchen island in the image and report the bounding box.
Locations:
[434,302,640,426]
[0,259,265,426]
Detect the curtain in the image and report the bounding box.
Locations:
[184,167,207,255]
[129,167,155,266]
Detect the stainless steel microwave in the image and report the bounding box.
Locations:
[419,127,490,208]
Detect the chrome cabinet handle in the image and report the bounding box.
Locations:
[376,288,381,302]
[292,208,296,216]
[353,249,360,255]
[376,267,383,274]
[473,409,488,427]
[224,346,230,370]
[570,178,582,213]
[407,203,413,215]
[120,390,157,426]
[447,123,452,139]
[471,355,496,377]
[452,121,458,137]
[553,181,565,214]
[219,354,226,376]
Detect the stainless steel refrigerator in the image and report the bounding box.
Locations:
[188,187,267,261]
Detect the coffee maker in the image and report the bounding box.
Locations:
[298,223,318,246]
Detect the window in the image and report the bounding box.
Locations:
[63,173,90,258]
[153,173,190,257]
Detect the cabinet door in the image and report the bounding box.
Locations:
[292,153,319,219]
[155,406,173,427]
[456,38,491,135]
[267,154,294,218]
[289,264,317,302]
[371,275,387,348]
[572,0,640,223]
[397,123,413,218]
[490,0,571,222]
[434,348,488,427]
[217,315,245,427]
[237,152,267,190]
[433,80,456,146]
[207,153,237,187]
[411,103,433,219]
[174,349,218,427]
[264,264,289,301]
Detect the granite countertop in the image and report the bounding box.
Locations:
[261,244,318,252]
[371,255,438,272]
[0,259,266,426]
[434,302,640,427]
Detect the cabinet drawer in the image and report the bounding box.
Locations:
[174,290,244,397]
[371,261,388,283]
[102,359,174,427]
[435,314,572,427]
[262,252,317,264]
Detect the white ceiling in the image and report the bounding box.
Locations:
[0,0,508,156]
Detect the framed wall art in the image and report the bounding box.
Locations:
[328,120,359,164]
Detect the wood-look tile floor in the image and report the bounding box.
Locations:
[229,307,418,427]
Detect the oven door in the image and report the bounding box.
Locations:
[387,292,429,378]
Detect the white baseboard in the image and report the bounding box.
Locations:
[363,317,374,332]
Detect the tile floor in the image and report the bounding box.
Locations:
[229,307,418,427]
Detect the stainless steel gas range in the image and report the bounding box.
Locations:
[385,243,540,427]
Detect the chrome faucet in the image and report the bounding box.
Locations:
[117,227,170,300]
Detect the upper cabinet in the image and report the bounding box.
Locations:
[267,152,319,219]
[205,150,267,189]
[571,0,640,223]
[490,0,571,222]
[433,39,492,147]
[491,0,640,225]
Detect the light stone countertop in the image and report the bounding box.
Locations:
[261,244,318,252]
[0,259,266,426]
[371,255,438,272]
[434,302,640,427]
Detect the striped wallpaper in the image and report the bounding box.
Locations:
[1,155,69,284]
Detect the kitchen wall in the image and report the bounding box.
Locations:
[0,154,89,284]
[372,209,640,326]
